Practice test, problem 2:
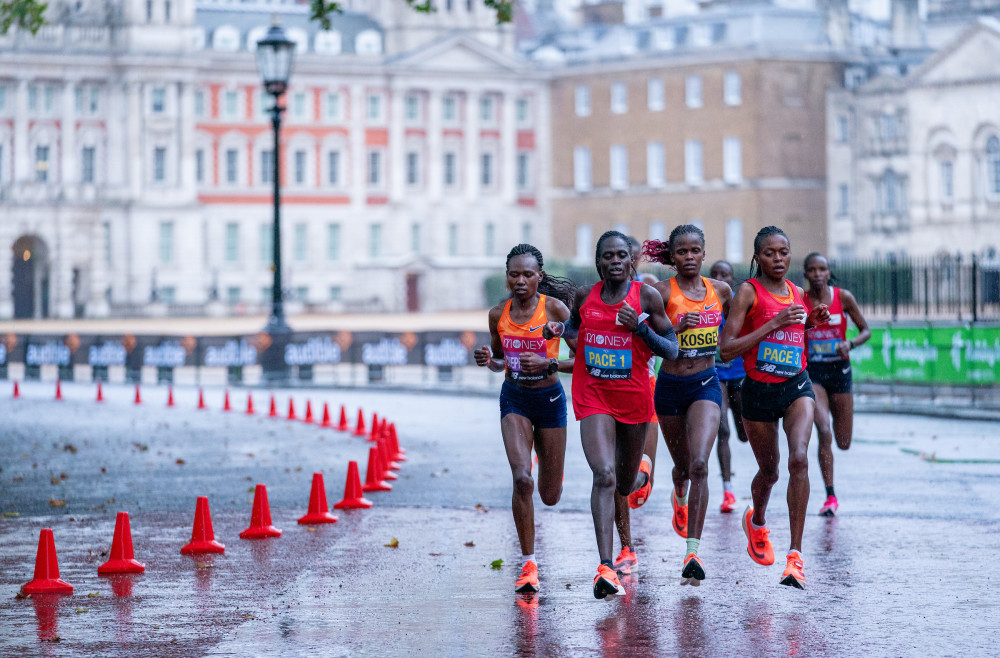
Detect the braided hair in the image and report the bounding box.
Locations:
[505,243,577,309]
[641,224,706,267]
[594,230,631,280]
[749,226,789,279]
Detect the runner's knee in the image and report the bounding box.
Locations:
[787,450,809,476]
[513,473,535,498]
[689,458,709,481]
[592,464,616,491]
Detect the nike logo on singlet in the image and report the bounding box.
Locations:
[797,381,806,390]
[529,325,544,332]
[842,367,851,374]
[704,303,718,310]
[549,393,562,402]
[700,377,713,387]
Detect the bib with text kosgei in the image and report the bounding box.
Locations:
[676,310,723,358]
[582,328,633,380]
[756,322,805,378]
[502,335,548,382]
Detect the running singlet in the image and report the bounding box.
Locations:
[804,287,848,363]
[666,276,723,359]
[739,279,808,383]
[497,295,560,383]
[572,281,654,423]
[715,315,745,380]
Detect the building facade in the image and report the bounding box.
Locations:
[0,0,547,319]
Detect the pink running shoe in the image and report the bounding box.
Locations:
[720,491,736,514]
[818,495,839,517]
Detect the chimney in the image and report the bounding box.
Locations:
[890,0,923,49]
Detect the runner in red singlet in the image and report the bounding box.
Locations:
[719,226,830,590]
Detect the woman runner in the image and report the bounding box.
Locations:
[544,230,679,598]
[643,225,732,585]
[474,244,576,594]
[719,226,830,590]
[802,252,870,517]
[709,260,749,514]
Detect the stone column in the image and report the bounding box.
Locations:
[13,78,29,184]
[501,89,517,203]
[464,89,480,202]
[427,88,443,201]
[388,83,405,203]
[61,80,77,189]
[127,81,143,200]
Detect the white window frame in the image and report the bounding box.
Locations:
[609,144,628,191]
[685,75,702,109]
[723,137,742,184]
[723,71,741,106]
[575,84,591,117]
[725,218,743,263]
[573,146,592,192]
[610,81,627,114]
[646,141,665,188]
[684,140,703,186]
[647,78,664,111]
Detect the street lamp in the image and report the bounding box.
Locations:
[256,19,296,381]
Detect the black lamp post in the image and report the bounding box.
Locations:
[256,20,296,381]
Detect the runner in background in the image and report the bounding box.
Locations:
[719,226,830,590]
[709,260,749,514]
[474,244,576,594]
[802,252,871,517]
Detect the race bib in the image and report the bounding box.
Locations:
[808,339,840,362]
[502,335,546,382]
[757,340,803,378]
[678,326,719,358]
[582,329,632,380]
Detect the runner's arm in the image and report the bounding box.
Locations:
[474,306,506,373]
[841,288,871,352]
[635,284,679,360]
[720,282,785,362]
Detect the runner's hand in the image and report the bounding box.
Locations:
[806,304,831,327]
[519,351,548,375]
[542,321,564,340]
[675,312,701,332]
[618,303,639,331]
[474,345,493,368]
[772,305,807,329]
[836,340,852,359]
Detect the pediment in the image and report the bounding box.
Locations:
[390,35,524,74]
[912,19,1000,86]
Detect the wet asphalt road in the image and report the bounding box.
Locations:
[1,380,998,656]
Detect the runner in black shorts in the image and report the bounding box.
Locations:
[802,252,871,517]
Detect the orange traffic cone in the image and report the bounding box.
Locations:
[297,473,338,524]
[55,380,63,401]
[21,529,73,595]
[133,384,141,405]
[180,497,225,554]
[334,461,373,509]
[389,423,407,461]
[167,386,175,408]
[239,484,282,539]
[361,447,392,492]
[98,512,145,574]
[304,400,314,424]
[197,388,206,410]
[13,380,20,399]
[287,398,298,421]
[337,405,349,431]
[378,437,399,480]
[223,390,232,412]
[246,393,255,415]
[353,409,367,437]
[319,403,332,428]
[367,413,380,442]
[96,381,104,403]
[268,394,278,418]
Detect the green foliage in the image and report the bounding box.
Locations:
[311,0,511,30]
[0,0,47,35]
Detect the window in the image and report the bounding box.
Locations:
[576,224,593,262]
[224,91,238,118]
[329,286,342,302]
[81,146,95,184]
[35,145,49,182]
[88,86,100,113]
[326,92,340,119]
[481,152,493,188]
[881,170,900,213]
[724,71,741,106]
[879,113,897,142]
[448,224,458,256]
[159,221,174,264]
[27,84,37,111]
[610,145,628,190]
[685,75,702,108]
[443,95,456,123]
[723,137,742,183]
[367,94,382,121]
[725,218,743,263]
[517,152,530,190]
[191,149,203,184]
[987,136,1000,198]
[516,98,530,125]
[145,0,152,21]
[574,147,592,191]
[406,151,419,186]
[575,84,590,117]
[294,223,307,261]
[295,286,308,302]
[405,95,419,122]
[225,148,237,184]
[369,223,382,258]
[368,151,382,186]
[836,116,849,143]
[154,147,166,182]
[103,221,112,264]
[647,78,664,111]
[327,223,340,261]
[194,90,204,117]
[225,222,240,262]
[479,96,494,123]
[159,287,175,304]
[260,149,273,183]
[411,223,421,253]
[650,221,666,242]
[443,152,457,188]
[260,224,272,263]
[164,0,170,21]
[684,140,703,185]
[328,151,340,185]
[938,161,953,203]
[485,223,495,256]
[152,87,165,113]
[227,286,241,304]
[44,85,55,112]
[647,142,665,188]
[837,183,849,215]
[294,149,306,184]
[292,92,306,119]
[611,82,627,114]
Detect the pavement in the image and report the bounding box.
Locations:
[1,380,999,656]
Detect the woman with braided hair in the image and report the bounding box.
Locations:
[474,244,577,595]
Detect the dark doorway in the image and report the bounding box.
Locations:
[405,273,420,312]
[12,235,50,319]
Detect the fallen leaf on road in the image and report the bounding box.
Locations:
[15,592,28,599]
[63,444,77,454]
[429,553,443,556]
[195,562,214,569]
[307,527,317,532]
[247,453,255,458]
[490,559,503,569]
[475,504,489,513]
[87,592,99,598]
[50,477,60,485]
[175,459,186,465]
[431,472,441,477]
[464,541,475,547]
[132,443,148,452]
[385,538,399,548]
[75,607,88,613]
[247,487,255,493]
[60,473,68,479]
[2,512,20,518]
[48,499,66,508]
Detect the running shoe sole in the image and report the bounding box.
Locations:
[681,559,706,582]
[742,506,774,566]
[593,575,626,599]
[515,581,539,594]
[779,574,805,590]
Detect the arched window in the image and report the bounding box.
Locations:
[987,136,1000,198]
[883,169,898,212]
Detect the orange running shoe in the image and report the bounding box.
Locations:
[720,490,736,514]
[613,546,637,575]
[779,552,806,589]
[672,491,689,538]
[680,553,705,585]
[515,560,539,593]
[741,506,774,566]
[626,459,652,509]
[593,564,626,599]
